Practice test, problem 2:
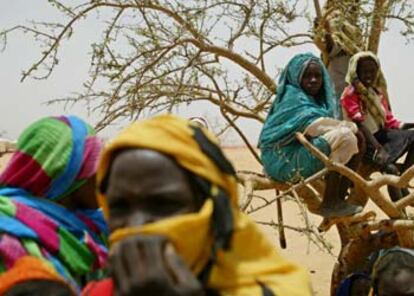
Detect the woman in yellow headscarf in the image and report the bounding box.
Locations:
[82,114,312,296]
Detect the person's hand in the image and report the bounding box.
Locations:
[340,121,358,134]
[110,235,205,296]
[373,147,391,167]
[382,163,400,175]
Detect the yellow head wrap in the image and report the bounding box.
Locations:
[97,114,312,296]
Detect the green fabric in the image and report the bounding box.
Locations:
[58,228,94,274]
[259,53,338,182]
[18,118,72,178]
[0,259,5,273]
[261,137,331,183]
[21,238,43,259]
[0,198,16,217]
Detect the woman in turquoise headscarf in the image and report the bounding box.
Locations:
[259,53,364,218]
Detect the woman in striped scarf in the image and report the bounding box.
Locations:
[0,115,108,295]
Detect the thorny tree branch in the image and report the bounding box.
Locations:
[239,168,327,214]
[368,0,392,53]
[256,220,334,255]
[0,0,313,149]
[1,0,413,150]
[238,132,414,250]
[296,133,414,247]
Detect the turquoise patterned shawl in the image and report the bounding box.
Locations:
[259,53,339,149]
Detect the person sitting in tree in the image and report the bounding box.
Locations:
[259,53,366,218]
[341,51,414,202]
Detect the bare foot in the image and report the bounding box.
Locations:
[317,200,363,218]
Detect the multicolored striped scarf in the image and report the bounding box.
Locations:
[0,116,108,290]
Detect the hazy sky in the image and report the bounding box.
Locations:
[1,1,414,144]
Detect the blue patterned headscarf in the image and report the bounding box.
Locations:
[259,53,339,148]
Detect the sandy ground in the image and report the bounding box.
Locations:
[0,153,11,169]
[0,148,338,295]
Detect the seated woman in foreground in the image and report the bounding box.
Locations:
[0,116,108,295]
[259,53,365,218]
[82,114,312,296]
[341,51,414,202]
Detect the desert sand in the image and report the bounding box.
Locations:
[0,154,11,170]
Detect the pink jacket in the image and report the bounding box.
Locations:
[340,85,401,129]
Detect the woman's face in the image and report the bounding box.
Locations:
[357,57,378,88]
[300,61,323,97]
[105,149,203,232]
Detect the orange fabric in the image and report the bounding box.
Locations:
[0,256,69,295]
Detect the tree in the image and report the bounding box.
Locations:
[2,1,414,294]
[1,1,413,145]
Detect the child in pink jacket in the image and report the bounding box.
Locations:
[341,51,414,201]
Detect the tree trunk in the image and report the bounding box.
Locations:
[330,232,399,295]
[368,0,391,54]
[349,0,361,25]
[320,0,362,100]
